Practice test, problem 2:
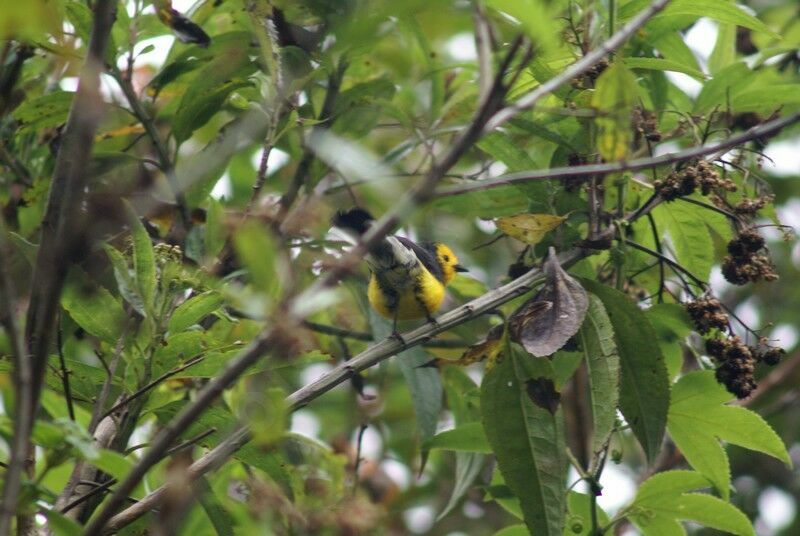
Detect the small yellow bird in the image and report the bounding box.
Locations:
[333,208,467,334]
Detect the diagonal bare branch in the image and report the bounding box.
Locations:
[0,1,118,532]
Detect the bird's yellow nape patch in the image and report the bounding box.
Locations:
[434,243,461,284]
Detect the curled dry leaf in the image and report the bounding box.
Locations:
[495,213,567,245]
[453,324,505,367]
[510,247,588,357]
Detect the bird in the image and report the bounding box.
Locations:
[332,208,467,336]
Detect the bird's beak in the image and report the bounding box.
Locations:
[454,264,468,273]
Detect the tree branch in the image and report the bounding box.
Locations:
[436,110,800,197]
[0,2,118,533]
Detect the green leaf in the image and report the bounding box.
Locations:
[438,452,486,521]
[12,91,73,134]
[233,221,281,300]
[174,78,252,144]
[630,470,755,536]
[581,280,669,463]
[168,291,224,333]
[372,313,442,460]
[439,367,485,520]
[708,24,736,75]
[654,201,714,282]
[478,131,537,172]
[204,198,226,260]
[580,294,620,453]
[694,62,755,113]
[39,508,82,536]
[634,470,712,504]
[433,185,532,218]
[623,57,705,80]
[667,371,791,497]
[9,232,38,267]
[124,202,157,312]
[656,0,779,38]
[104,245,146,317]
[425,422,491,453]
[649,33,703,76]
[61,269,126,345]
[332,78,396,138]
[565,492,610,536]
[481,343,566,536]
[592,63,638,161]
[492,526,528,536]
[92,449,134,482]
[485,0,561,53]
[644,304,692,379]
[171,32,257,143]
[732,85,800,113]
[196,476,235,536]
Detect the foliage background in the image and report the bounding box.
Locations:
[0,0,799,534]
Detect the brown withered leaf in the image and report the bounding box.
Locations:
[510,247,588,357]
[433,324,505,368]
[525,377,561,414]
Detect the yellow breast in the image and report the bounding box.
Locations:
[368,268,446,321]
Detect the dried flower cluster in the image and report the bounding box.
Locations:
[686,297,729,334]
[655,160,736,201]
[706,336,784,399]
[631,106,662,143]
[732,195,773,215]
[721,229,778,285]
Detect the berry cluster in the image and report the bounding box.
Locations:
[686,297,729,334]
[706,336,785,399]
[721,229,778,285]
[654,160,735,201]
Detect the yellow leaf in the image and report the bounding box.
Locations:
[495,213,567,245]
[592,63,638,161]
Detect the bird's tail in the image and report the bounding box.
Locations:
[331,208,416,271]
[332,207,374,236]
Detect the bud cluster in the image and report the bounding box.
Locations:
[721,229,777,285]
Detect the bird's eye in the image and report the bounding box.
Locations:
[443,255,450,262]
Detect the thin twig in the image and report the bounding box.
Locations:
[646,213,666,303]
[99,355,205,421]
[473,2,494,103]
[56,313,76,421]
[626,240,707,289]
